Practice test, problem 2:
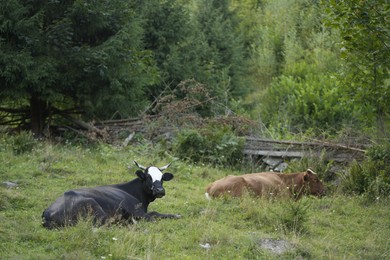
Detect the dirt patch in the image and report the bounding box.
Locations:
[258,238,293,255]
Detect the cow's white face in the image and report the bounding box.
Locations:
[134,162,174,198]
[144,167,174,198]
[148,167,163,182]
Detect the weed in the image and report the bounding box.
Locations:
[340,144,390,200]
[270,199,310,235]
[9,131,38,155]
[173,124,244,167]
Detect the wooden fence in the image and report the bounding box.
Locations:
[243,137,366,169]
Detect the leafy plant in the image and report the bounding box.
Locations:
[9,131,38,155]
[174,129,206,163]
[173,125,244,166]
[259,74,357,135]
[271,199,310,235]
[340,144,390,200]
[325,0,390,136]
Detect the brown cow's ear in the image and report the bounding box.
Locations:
[303,173,309,182]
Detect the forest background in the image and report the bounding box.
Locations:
[1,0,388,139]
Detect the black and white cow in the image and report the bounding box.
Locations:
[42,161,180,229]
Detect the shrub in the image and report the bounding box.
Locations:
[259,74,362,135]
[173,129,206,163]
[340,144,390,200]
[173,125,244,166]
[9,131,38,155]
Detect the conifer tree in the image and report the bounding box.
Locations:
[193,0,249,115]
[141,0,201,99]
[0,0,157,136]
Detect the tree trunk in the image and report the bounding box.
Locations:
[30,93,49,137]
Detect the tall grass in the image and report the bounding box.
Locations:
[0,134,389,259]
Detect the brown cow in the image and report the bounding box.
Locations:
[205,169,325,199]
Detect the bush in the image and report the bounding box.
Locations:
[173,125,244,167]
[9,131,38,155]
[173,129,206,163]
[340,144,390,200]
[259,74,362,135]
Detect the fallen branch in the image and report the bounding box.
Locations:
[303,137,367,153]
[63,116,106,138]
[245,137,366,153]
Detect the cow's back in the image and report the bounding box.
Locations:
[241,172,287,196]
[205,170,325,199]
[206,172,289,198]
[42,186,141,228]
[206,175,247,197]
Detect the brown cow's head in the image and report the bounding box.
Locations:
[302,169,326,197]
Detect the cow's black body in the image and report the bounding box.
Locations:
[42,162,180,229]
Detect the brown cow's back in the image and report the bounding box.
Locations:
[240,172,286,196]
[206,172,287,198]
[206,175,247,197]
[205,169,325,199]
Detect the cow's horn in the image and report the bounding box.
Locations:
[134,160,146,170]
[159,162,172,171]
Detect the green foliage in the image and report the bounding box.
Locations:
[192,0,250,112]
[340,144,390,200]
[248,0,362,135]
[324,0,390,135]
[0,0,158,135]
[61,1,158,119]
[8,131,38,155]
[174,129,205,162]
[270,199,310,235]
[173,125,244,166]
[246,0,388,137]
[141,0,199,97]
[138,0,251,117]
[260,74,357,134]
[0,0,387,141]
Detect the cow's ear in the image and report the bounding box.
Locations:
[303,172,309,182]
[135,170,146,180]
[162,172,174,181]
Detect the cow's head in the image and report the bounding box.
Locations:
[303,169,326,197]
[134,161,174,198]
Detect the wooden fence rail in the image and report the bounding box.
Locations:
[243,137,367,165]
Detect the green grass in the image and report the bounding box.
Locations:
[0,137,389,259]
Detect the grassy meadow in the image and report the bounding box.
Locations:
[0,135,389,259]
